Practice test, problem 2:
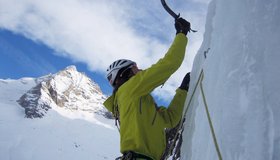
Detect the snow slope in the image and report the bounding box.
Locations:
[181,0,280,159]
[0,70,119,160]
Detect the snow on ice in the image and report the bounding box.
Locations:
[181,0,280,159]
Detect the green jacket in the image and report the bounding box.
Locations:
[103,33,188,160]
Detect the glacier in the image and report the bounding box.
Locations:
[181,0,280,159]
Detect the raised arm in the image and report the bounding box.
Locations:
[125,33,188,98]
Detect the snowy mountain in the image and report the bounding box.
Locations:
[0,66,119,160]
[180,0,280,160]
[17,65,111,119]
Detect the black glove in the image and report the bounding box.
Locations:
[179,72,190,91]
[175,18,191,35]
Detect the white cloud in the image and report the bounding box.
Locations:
[0,0,209,101]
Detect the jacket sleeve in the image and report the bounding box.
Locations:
[158,88,187,128]
[103,95,115,113]
[123,34,188,98]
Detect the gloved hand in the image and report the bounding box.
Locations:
[175,18,191,35]
[179,72,190,91]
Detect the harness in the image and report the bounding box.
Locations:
[115,151,153,160]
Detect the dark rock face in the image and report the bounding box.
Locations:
[17,83,51,118]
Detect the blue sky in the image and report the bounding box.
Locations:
[0,0,210,105]
[0,29,113,95]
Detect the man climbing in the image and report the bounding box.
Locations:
[103,17,191,160]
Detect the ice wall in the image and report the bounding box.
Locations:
[181,0,280,159]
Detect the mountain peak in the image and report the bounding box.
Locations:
[17,65,112,119]
[64,65,77,72]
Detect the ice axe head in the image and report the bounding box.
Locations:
[161,0,197,33]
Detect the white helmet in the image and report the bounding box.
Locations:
[106,59,135,86]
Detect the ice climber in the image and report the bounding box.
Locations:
[103,18,191,160]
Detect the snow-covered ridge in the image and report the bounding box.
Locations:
[17,65,112,119]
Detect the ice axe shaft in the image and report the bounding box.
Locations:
[161,0,180,19]
[161,0,197,32]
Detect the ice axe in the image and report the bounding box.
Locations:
[161,0,197,32]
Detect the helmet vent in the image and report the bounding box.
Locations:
[116,60,121,66]
[120,60,127,65]
[112,61,116,68]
